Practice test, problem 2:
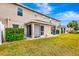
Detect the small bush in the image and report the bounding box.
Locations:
[5,28,24,42]
[69,30,79,34]
[61,29,64,33]
[56,30,59,34]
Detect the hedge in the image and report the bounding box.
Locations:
[51,30,55,35]
[5,28,24,42]
[69,30,79,34]
[61,29,64,33]
[56,30,60,34]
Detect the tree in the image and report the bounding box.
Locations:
[72,20,78,30]
[67,20,78,31]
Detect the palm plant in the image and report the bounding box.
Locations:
[67,20,78,31]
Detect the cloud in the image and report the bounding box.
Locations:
[55,11,79,21]
[34,3,52,14]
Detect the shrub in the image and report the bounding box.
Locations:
[5,28,24,42]
[69,30,79,34]
[61,29,64,33]
[56,30,59,34]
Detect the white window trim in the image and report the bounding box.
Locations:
[16,6,24,16]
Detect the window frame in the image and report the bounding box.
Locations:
[51,26,56,35]
[40,26,44,35]
[12,24,19,28]
[16,6,24,16]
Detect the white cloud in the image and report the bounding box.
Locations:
[55,11,79,20]
[34,3,53,14]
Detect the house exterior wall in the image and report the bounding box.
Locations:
[44,25,51,37]
[34,24,41,37]
[0,3,60,39]
[0,3,60,28]
[34,24,52,37]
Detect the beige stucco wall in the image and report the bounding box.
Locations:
[44,25,51,37]
[0,3,60,28]
[51,20,60,26]
[34,23,52,37]
[0,3,60,38]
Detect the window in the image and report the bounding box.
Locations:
[51,26,56,35]
[64,28,65,33]
[13,24,19,28]
[51,27,53,34]
[49,19,52,24]
[49,20,51,23]
[40,26,44,35]
[32,13,37,17]
[17,7,23,16]
[34,14,37,17]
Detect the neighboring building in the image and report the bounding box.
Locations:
[0,3,65,40]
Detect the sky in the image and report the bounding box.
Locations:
[22,3,79,26]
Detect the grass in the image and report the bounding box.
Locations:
[0,33,79,56]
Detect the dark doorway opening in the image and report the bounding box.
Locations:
[27,25,32,37]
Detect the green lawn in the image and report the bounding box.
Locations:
[0,33,79,56]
